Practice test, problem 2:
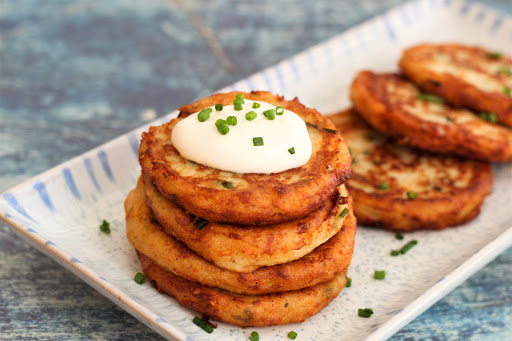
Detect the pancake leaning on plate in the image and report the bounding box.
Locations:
[139,91,352,225]
[126,178,356,294]
[142,175,349,272]
[330,108,493,231]
[399,43,512,127]
[350,71,512,162]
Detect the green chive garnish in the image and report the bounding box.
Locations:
[193,316,213,334]
[245,111,257,121]
[288,147,295,155]
[390,250,400,256]
[99,220,111,234]
[252,102,260,109]
[288,331,298,340]
[479,112,497,123]
[134,272,146,285]
[198,108,212,122]
[215,104,223,111]
[358,308,374,318]
[263,109,276,120]
[346,277,352,288]
[379,182,389,190]
[406,191,418,200]
[504,86,511,97]
[400,240,418,254]
[396,233,404,240]
[226,116,237,126]
[233,99,243,111]
[236,93,245,104]
[339,207,349,219]
[217,124,229,135]
[374,270,386,280]
[250,331,259,341]
[276,106,284,115]
[416,93,445,103]
[195,217,208,230]
[215,119,227,127]
[497,66,512,76]
[253,137,264,146]
[221,181,234,189]
[486,50,503,59]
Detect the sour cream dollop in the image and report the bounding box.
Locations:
[171,99,312,174]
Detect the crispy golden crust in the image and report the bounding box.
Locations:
[350,70,512,162]
[399,43,512,126]
[125,178,356,294]
[330,108,494,231]
[143,175,349,272]
[139,91,351,225]
[138,252,347,327]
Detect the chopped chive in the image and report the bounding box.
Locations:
[346,277,352,288]
[497,66,512,76]
[250,331,259,341]
[416,93,445,103]
[348,147,353,157]
[339,207,349,219]
[134,272,146,285]
[198,108,212,122]
[221,181,234,189]
[406,191,418,200]
[358,308,374,318]
[390,250,400,256]
[263,109,276,120]
[217,124,229,135]
[236,93,245,104]
[215,104,223,111]
[479,112,497,123]
[193,316,213,334]
[486,50,503,59]
[379,182,389,190]
[396,233,404,240]
[226,116,237,126]
[276,106,284,115]
[504,86,511,97]
[253,137,264,146]
[233,99,243,111]
[445,116,453,122]
[245,111,257,121]
[252,102,260,109]
[99,220,111,234]
[215,119,227,127]
[400,240,418,254]
[374,270,386,280]
[288,331,298,340]
[194,217,208,230]
[288,147,295,155]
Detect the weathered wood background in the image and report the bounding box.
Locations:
[1,0,511,339]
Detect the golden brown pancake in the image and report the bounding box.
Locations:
[139,91,351,225]
[139,252,347,327]
[142,175,349,272]
[125,178,356,294]
[330,108,493,231]
[399,43,512,126]
[350,70,512,162]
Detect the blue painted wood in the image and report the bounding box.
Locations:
[0,0,511,340]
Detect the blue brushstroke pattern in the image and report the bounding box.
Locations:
[84,157,102,192]
[62,168,81,200]
[33,180,55,212]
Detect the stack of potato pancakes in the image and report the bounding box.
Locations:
[331,43,512,232]
[125,91,355,327]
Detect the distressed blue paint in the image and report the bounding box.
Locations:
[45,240,55,246]
[128,132,140,158]
[490,15,504,31]
[26,228,37,234]
[84,157,102,193]
[70,257,81,264]
[62,168,81,200]
[97,150,114,182]
[2,192,37,223]
[33,180,55,212]
[155,317,167,323]
[383,17,396,41]
[99,276,109,282]
[475,8,487,22]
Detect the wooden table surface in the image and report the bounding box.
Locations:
[1,0,511,340]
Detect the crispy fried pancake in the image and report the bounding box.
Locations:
[330,108,493,231]
[139,91,351,225]
[399,43,512,126]
[138,252,347,327]
[142,176,349,272]
[126,179,356,293]
[350,71,512,162]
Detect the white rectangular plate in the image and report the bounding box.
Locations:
[2,0,512,340]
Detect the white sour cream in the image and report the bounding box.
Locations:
[171,99,312,174]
